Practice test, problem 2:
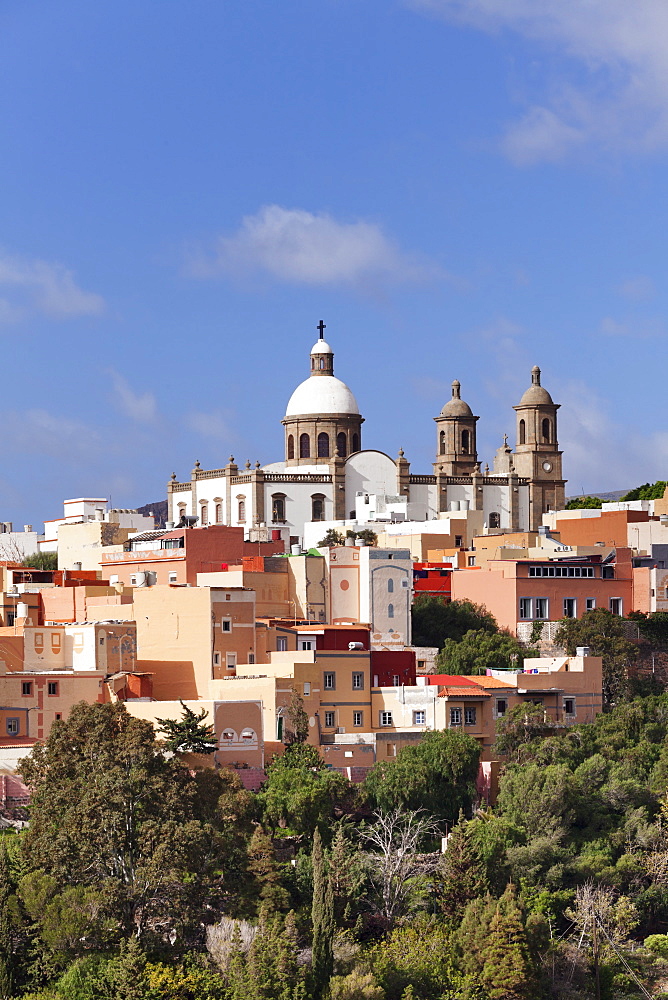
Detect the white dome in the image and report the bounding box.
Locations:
[285,375,360,417]
[311,339,333,354]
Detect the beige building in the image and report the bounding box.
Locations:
[198,551,327,622]
[324,544,413,643]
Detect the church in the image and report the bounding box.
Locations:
[167,324,566,544]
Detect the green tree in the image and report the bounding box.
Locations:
[318,529,346,547]
[246,827,289,913]
[156,700,217,754]
[437,629,530,674]
[311,829,334,998]
[19,701,225,946]
[0,845,15,999]
[554,607,638,708]
[259,744,350,836]
[565,496,603,509]
[328,825,367,926]
[621,481,667,501]
[283,689,310,745]
[363,730,480,826]
[21,552,58,570]
[411,596,497,649]
[346,529,378,546]
[481,888,536,1000]
[496,763,580,840]
[493,702,557,762]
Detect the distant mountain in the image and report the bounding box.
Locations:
[137,500,168,527]
[565,490,629,502]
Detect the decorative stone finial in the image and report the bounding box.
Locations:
[170,472,177,481]
[531,365,541,386]
[503,432,508,447]
[228,456,235,464]
[452,380,461,398]
[398,447,404,458]
[245,459,251,469]
[255,460,261,468]
[485,463,490,475]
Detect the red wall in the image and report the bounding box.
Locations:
[371,650,416,686]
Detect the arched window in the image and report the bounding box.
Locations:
[519,419,526,445]
[440,430,446,455]
[272,494,286,522]
[311,494,325,521]
[352,433,360,453]
[215,503,223,524]
[319,358,326,370]
[387,578,394,593]
[317,432,330,458]
[388,604,394,619]
[542,418,550,443]
[287,435,295,460]
[489,511,500,529]
[238,499,246,522]
[461,429,470,454]
[299,433,310,458]
[337,432,347,458]
[200,503,208,526]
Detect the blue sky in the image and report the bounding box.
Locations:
[1,0,667,525]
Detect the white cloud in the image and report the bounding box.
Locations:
[185,410,234,441]
[4,409,101,462]
[0,250,104,320]
[110,371,158,423]
[619,276,655,301]
[190,205,441,287]
[411,0,668,161]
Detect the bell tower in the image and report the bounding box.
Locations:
[512,366,565,529]
[434,380,479,476]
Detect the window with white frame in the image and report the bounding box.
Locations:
[324,711,335,728]
[303,681,311,696]
[352,672,364,690]
[450,707,462,726]
[413,710,426,725]
[222,619,231,632]
[392,675,400,686]
[168,572,178,584]
[353,710,363,727]
[535,598,548,619]
[464,707,477,726]
[519,597,532,619]
[563,598,576,618]
[586,598,596,611]
[610,598,622,615]
[6,718,19,735]
[300,640,313,650]
[379,711,393,727]
[226,653,236,669]
[277,637,288,652]
[323,672,335,690]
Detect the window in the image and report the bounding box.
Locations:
[564,698,576,717]
[468,556,476,566]
[563,598,576,618]
[222,619,231,632]
[287,435,295,460]
[387,578,394,593]
[6,611,15,626]
[542,418,551,443]
[168,572,178,584]
[392,675,400,686]
[272,494,286,522]
[55,713,61,721]
[51,633,61,652]
[380,711,393,727]
[519,598,532,619]
[464,707,477,726]
[200,503,209,526]
[226,653,237,669]
[215,503,223,524]
[610,598,622,616]
[352,672,364,690]
[324,711,335,728]
[277,637,288,652]
[461,429,470,454]
[388,603,394,619]
[496,698,507,718]
[386,743,396,756]
[213,652,221,666]
[586,598,596,611]
[336,432,347,458]
[317,432,330,458]
[489,512,500,529]
[353,710,363,727]
[352,433,359,453]
[519,419,526,445]
[413,710,426,725]
[238,499,246,522]
[323,672,335,690]
[21,681,32,696]
[303,681,311,696]
[440,430,446,455]
[529,565,594,578]
[48,682,58,696]
[311,494,325,520]
[299,433,310,459]
[248,653,255,664]
[6,719,18,736]
[450,707,462,726]
[455,535,463,547]
[602,566,615,579]
[535,598,548,619]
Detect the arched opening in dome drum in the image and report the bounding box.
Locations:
[352,433,359,453]
[287,435,294,460]
[317,432,330,458]
[300,434,310,458]
[440,430,445,455]
[337,432,347,458]
[461,429,470,454]
[519,419,526,445]
[542,418,551,443]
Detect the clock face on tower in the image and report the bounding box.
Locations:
[542,461,553,473]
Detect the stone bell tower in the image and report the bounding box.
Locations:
[512,366,565,529]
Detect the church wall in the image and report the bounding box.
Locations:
[344,451,399,519]
[406,482,438,519]
[262,481,335,542]
[362,547,412,645]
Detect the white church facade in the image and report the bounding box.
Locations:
[167,325,566,545]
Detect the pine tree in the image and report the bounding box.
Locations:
[156,700,218,754]
[481,890,536,1000]
[247,826,289,912]
[311,828,334,998]
[0,845,13,1000]
[328,825,366,927]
